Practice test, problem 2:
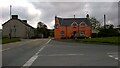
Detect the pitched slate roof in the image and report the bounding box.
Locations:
[18,19,34,29]
[56,17,91,26]
[2,18,34,29]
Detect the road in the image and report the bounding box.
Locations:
[2,39,119,67]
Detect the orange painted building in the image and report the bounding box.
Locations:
[54,14,92,40]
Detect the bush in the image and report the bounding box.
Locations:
[97,28,119,37]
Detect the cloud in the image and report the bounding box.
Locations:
[32,2,118,28]
[0,0,42,28]
[0,1,119,29]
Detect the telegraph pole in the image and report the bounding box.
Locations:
[9,5,12,39]
[10,5,12,19]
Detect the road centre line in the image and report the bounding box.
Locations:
[22,39,51,67]
[45,39,51,44]
[22,55,39,67]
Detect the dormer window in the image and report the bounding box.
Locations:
[73,23,77,26]
[81,23,85,27]
[80,22,85,29]
[71,22,78,28]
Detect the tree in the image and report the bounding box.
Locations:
[49,29,54,37]
[109,24,114,29]
[98,24,119,37]
[117,25,120,28]
[36,21,49,38]
[104,24,114,29]
[90,18,119,37]
[90,17,101,37]
[37,22,43,28]
[90,17,101,31]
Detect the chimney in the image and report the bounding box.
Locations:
[104,14,106,29]
[22,20,27,23]
[12,15,18,19]
[86,14,89,18]
[74,15,75,18]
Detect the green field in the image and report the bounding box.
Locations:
[78,37,119,44]
[2,38,21,44]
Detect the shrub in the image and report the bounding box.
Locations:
[97,28,119,37]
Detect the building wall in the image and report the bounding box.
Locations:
[54,22,92,39]
[2,19,34,38]
[25,26,35,38]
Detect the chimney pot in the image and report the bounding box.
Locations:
[22,20,27,23]
[86,14,89,18]
[74,15,75,18]
[12,15,18,19]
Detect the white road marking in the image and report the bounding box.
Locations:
[45,39,51,44]
[1,48,10,52]
[23,55,39,67]
[108,52,119,61]
[115,58,118,60]
[22,39,51,67]
[35,46,46,55]
[40,54,84,56]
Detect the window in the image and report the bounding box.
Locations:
[72,22,78,27]
[80,31,85,37]
[72,22,78,28]
[81,23,85,28]
[61,31,64,36]
[73,23,77,26]
[80,32,84,34]
[55,24,59,28]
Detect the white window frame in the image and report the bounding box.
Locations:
[79,22,86,28]
[61,31,64,36]
[71,22,78,27]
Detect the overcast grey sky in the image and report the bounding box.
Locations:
[0,0,119,29]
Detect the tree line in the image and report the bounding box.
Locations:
[90,17,120,38]
[33,22,54,38]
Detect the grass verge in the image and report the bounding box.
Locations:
[2,38,21,44]
[77,37,119,44]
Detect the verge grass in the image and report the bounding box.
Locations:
[78,37,119,44]
[2,38,21,44]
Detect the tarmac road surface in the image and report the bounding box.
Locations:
[2,39,119,68]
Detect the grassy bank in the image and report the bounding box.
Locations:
[2,38,21,44]
[77,37,119,44]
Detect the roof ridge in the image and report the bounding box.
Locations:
[58,17,91,26]
[63,18,87,19]
[2,18,34,29]
[17,19,34,29]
